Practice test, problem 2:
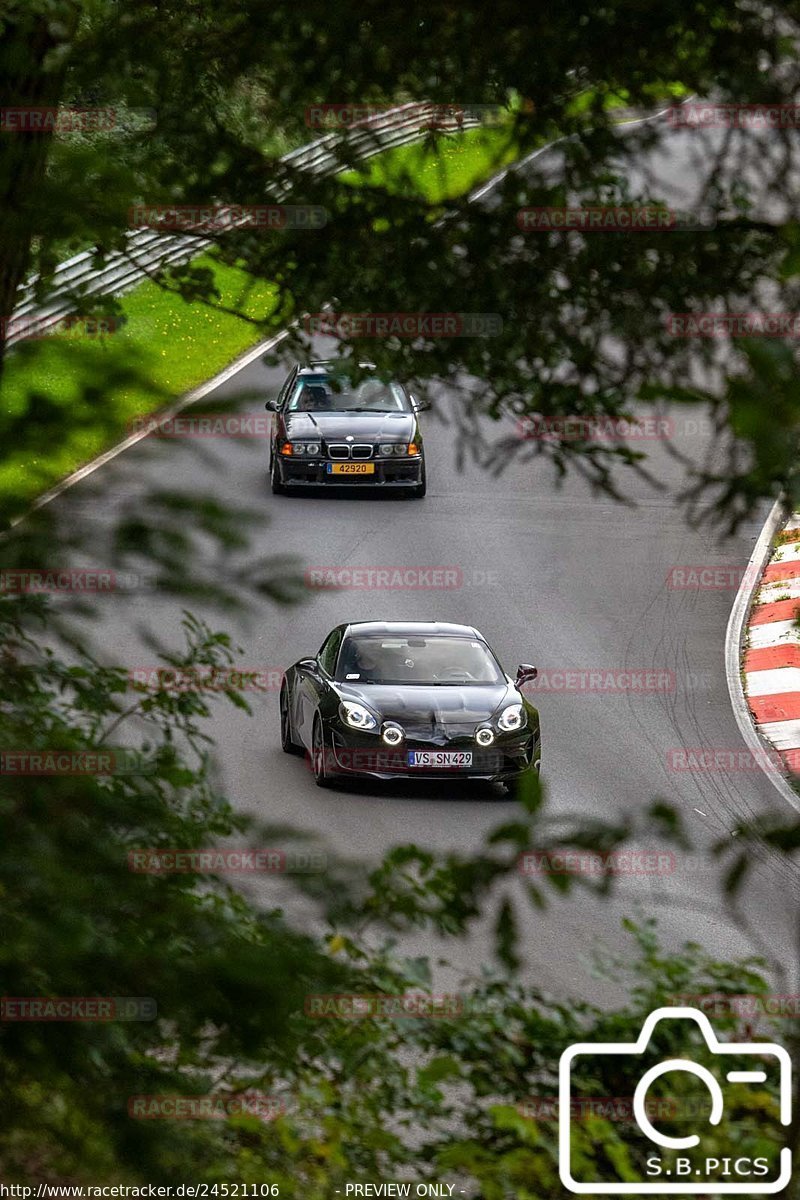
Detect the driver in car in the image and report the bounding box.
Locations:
[346,642,384,683]
[301,383,332,409]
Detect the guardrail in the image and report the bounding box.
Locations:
[10,103,483,345]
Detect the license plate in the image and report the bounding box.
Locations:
[327,462,375,475]
[407,751,473,768]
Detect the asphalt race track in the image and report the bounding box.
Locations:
[47,368,797,1003]
[38,111,800,1003]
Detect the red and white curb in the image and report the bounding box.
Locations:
[726,498,800,811]
[743,512,800,774]
[726,498,800,809]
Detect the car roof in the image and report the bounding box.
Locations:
[297,360,376,375]
[343,621,483,639]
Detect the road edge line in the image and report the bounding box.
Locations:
[9,326,292,528]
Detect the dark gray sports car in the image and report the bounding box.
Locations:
[266,361,428,497]
[279,620,541,792]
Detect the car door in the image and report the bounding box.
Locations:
[296,627,343,742]
[270,368,297,464]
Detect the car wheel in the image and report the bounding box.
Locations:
[270,456,285,495]
[312,716,334,788]
[409,463,426,499]
[279,683,303,755]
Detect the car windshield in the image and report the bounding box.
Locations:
[286,373,411,413]
[336,636,504,685]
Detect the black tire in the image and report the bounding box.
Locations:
[312,716,334,788]
[280,682,303,755]
[270,455,285,495]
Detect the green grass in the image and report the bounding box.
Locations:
[5,92,694,516]
[16,99,674,514]
[1,255,280,514]
[5,120,532,516]
[339,123,525,201]
[337,88,691,202]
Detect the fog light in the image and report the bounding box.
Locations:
[476,727,495,747]
[382,725,404,746]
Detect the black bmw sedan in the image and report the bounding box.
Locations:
[279,621,541,793]
[265,361,428,497]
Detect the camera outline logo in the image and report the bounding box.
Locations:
[558,1006,791,1194]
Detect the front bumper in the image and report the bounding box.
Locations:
[276,455,423,488]
[322,725,540,782]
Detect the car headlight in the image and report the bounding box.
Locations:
[381,723,404,745]
[476,727,495,747]
[497,704,526,732]
[303,442,320,455]
[339,701,378,731]
[377,444,421,456]
[286,442,320,456]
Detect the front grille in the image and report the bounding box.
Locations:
[326,443,375,460]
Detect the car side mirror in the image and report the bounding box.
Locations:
[264,397,279,412]
[515,664,538,688]
[297,657,317,671]
[410,394,431,412]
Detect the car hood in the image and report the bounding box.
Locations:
[282,411,416,441]
[335,682,516,724]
